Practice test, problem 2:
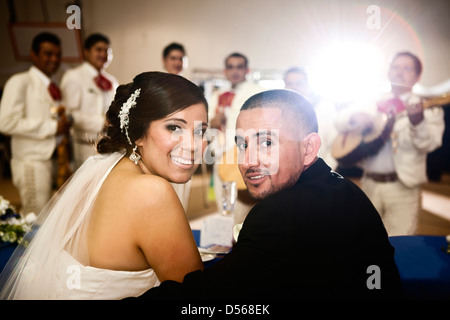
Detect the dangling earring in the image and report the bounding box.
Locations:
[129,145,141,165]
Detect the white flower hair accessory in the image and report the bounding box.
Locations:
[118,88,141,145]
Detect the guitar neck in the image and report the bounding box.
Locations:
[422,94,450,109]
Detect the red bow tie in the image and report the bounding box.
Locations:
[217,91,235,109]
[94,74,113,91]
[48,82,62,101]
[377,97,405,115]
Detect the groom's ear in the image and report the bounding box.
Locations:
[303,132,321,167]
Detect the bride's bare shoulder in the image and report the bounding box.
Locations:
[98,160,180,214]
[134,174,177,198]
[121,172,182,213]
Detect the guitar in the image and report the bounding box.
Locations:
[331,94,450,168]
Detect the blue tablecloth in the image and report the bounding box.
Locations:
[0,243,17,273]
[389,235,450,299]
[192,229,224,268]
[192,229,201,247]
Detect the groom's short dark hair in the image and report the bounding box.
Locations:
[240,89,318,135]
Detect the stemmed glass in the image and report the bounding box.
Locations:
[222,181,237,217]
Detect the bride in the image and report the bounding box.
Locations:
[0,72,207,299]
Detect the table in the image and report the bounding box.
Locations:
[192,229,201,247]
[389,235,450,299]
[192,229,225,268]
[0,243,17,273]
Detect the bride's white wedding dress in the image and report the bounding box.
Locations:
[0,152,160,299]
[53,251,159,299]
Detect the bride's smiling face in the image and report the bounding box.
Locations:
[135,103,208,183]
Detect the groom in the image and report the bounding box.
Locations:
[136,89,402,299]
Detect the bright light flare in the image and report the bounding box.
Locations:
[309,43,386,104]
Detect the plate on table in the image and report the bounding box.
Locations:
[200,252,216,262]
[198,245,231,255]
[198,247,217,261]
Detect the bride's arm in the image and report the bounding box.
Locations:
[130,175,204,283]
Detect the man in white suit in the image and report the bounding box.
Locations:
[162,42,186,76]
[0,32,70,215]
[61,33,118,169]
[335,52,445,235]
[209,52,264,137]
[208,53,264,224]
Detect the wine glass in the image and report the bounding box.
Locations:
[222,181,237,217]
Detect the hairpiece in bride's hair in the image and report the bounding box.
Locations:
[118,88,141,145]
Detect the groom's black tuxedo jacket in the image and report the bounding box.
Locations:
[139,158,402,299]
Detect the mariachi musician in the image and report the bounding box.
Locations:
[334,52,445,236]
[0,32,72,216]
[61,33,118,170]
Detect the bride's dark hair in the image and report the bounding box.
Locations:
[97,72,208,154]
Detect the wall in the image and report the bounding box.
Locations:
[0,0,449,93]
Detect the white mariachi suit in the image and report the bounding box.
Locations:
[60,62,118,169]
[335,92,445,235]
[207,80,264,224]
[0,66,60,215]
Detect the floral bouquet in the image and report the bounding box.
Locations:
[0,196,36,245]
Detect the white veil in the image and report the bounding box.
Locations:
[0,152,124,299]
